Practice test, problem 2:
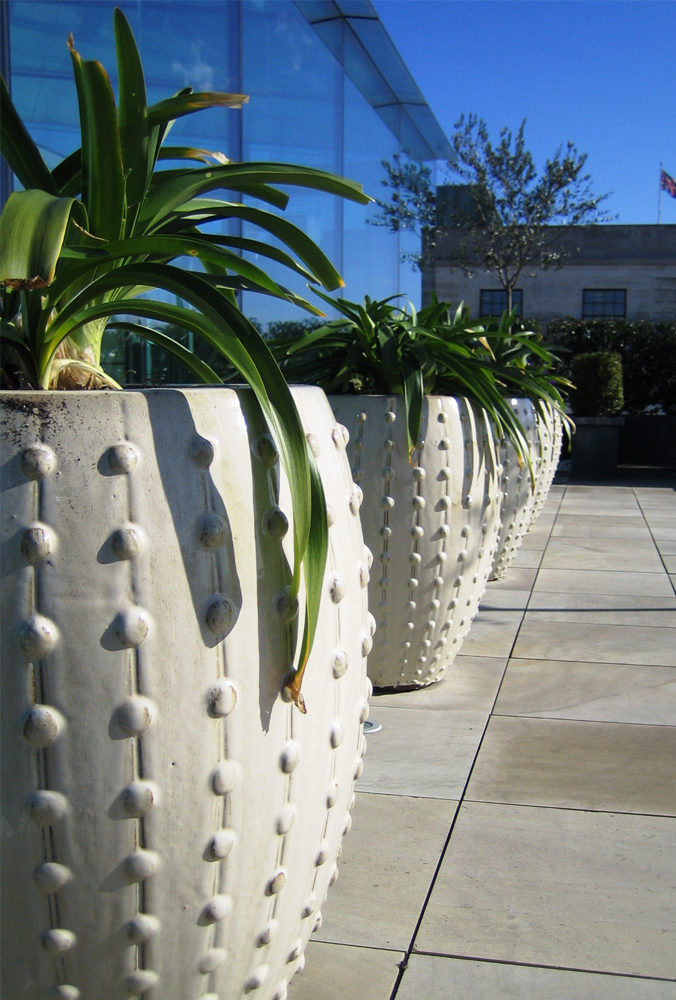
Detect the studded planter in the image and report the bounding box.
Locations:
[327,395,502,690]
[527,401,564,531]
[0,386,371,1000]
[489,398,540,582]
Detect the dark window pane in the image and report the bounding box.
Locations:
[479,289,523,317]
[582,289,626,318]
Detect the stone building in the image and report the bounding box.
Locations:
[424,220,676,324]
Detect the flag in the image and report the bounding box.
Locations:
[661,168,676,198]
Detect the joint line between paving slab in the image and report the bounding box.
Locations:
[460,795,676,821]
[635,487,676,593]
[389,484,570,999]
[386,495,566,998]
[406,949,676,984]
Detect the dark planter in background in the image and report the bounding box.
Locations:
[619,415,676,468]
[571,416,626,479]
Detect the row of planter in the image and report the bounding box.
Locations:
[0,386,561,1000]
[330,392,562,690]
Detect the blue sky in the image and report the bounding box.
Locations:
[373,0,676,225]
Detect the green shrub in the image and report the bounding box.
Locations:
[546,318,676,415]
[570,351,624,416]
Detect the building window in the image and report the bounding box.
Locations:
[582,289,627,318]
[479,289,523,317]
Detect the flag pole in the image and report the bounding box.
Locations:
[659,163,662,224]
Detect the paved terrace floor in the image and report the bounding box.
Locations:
[289,473,676,1000]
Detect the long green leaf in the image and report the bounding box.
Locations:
[68,34,126,240]
[140,162,370,238]
[285,452,328,712]
[0,191,82,288]
[0,75,59,193]
[173,203,347,290]
[147,90,249,125]
[114,7,150,218]
[41,263,315,593]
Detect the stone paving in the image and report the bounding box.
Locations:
[289,476,676,1000]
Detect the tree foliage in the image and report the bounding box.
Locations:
[449,114,612,312]
[372,115,612,312]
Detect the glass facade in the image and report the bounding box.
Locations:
[2,0,449,342]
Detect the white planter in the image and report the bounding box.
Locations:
[328,395,502,690]
[527,401,563,530]
[489,398,540,582]
[0,386,371,1000]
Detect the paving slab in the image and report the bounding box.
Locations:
[395,954,676,1000]
[521,522,555,547]
[290,481,676,998]
[478,586,531,611]
[494,658,676,726]
[289,941,403,1000]
[512,618,676,666]
[525,590,676,627]
[644,517,676,531]
[415,801,676,979]
[556,502,643,518]
[357,704,488,799]
[551,515,651,538]
[540,537,664,573]
[533,567,675,597]
[457,611,523,658]
[484,566,538,591]
[509,547,542,568]
[314,792,456,951]
[466,715,676,814]
[372,655,506,712]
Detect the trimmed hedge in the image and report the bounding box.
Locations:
[546,319,676,415]
[570,351,624,416]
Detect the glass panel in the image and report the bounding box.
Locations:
[6,0,439,352]
[480,289,523,317]
[582,289,626,318]
[342,73,403,306]
[240,0,343,327]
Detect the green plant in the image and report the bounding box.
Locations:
[478,316,574,438]
[570,350,624,416]
[0,7,371,709]
[546,318,676,415]
[276,291,567,469]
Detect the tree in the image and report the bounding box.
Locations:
[372,115,613,315]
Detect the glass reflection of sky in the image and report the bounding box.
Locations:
[7,0,425,326]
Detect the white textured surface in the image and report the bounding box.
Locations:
[1,386,370,1000]
[489,398,539,581]
[329,395,502,689]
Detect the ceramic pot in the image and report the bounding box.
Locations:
[0,386,371,1000]
[328,394,502,690]
[527,401,563,530]
[489,398,540,582]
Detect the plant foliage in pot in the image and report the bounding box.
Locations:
[478,320,572,580]
[0,11,375,999]
[275,293,547,689]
